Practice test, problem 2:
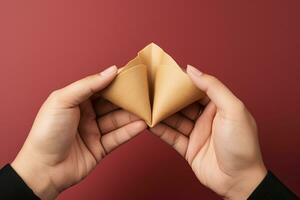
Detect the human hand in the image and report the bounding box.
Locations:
[11,66,147,200]
[150,65,267,200]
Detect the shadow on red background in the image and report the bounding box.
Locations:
[0,0,299,199]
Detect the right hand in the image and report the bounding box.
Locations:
[150,65,267,200]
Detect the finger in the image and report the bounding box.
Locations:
[199,96,210,106]
[97,109,141,134]
[78,100,106,162]
[93,98,119,116]
[150,123,188,157]
[186,102,217,164]
[186,65,242,114]
[53,66,117,108]
[101,120,146,153]
[180,102,202,121]
[163,113,194,136]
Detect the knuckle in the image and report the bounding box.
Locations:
[49,90,60,98]
[223,100,248,120]
[83,75,96,84]
[249,114,257,128]
[231,99,246,115]
[236,100,245,111]
[48,89,62,102]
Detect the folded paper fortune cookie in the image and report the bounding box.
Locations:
[101,43,205,127]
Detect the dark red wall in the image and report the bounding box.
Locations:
[0,1,299,199]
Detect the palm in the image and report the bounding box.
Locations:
[49,133,98,191]
[189,112,236,195]
[27,98,146,193]
[151,101,263,197]
[26,100,98,190]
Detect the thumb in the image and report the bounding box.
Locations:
[186,65,242,114]
[53,66,117,108]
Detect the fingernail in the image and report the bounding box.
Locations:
[100,65,117,76]
[187,65,203,76]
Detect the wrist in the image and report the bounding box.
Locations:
[11,150,59,200]
[224,164,267,200]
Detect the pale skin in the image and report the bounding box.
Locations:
[11,65,267,200]
[150,65,267,200]
[11,66,147,199]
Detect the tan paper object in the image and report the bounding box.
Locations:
[101,43,205,127]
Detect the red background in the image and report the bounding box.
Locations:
[0,0,299,199]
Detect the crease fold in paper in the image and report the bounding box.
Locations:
[101,43,205,127]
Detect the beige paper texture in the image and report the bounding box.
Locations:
[101,43,205,127]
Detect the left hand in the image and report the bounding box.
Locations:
[12,66,147,200]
